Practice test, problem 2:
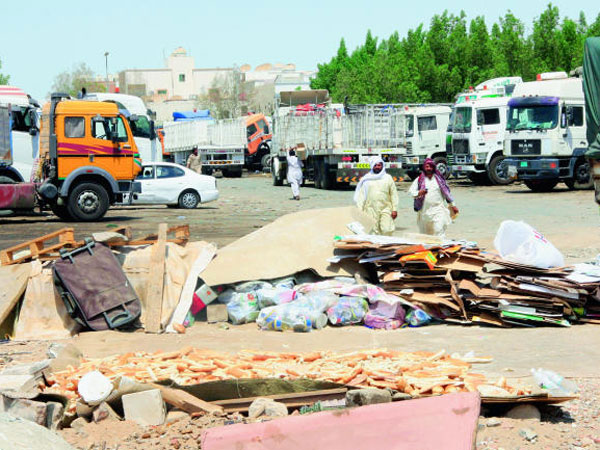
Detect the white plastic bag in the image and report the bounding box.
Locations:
[493,220,564,269]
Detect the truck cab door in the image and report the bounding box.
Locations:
[563,105,587,151]
[476,108,502,157]
[416,116,439,156]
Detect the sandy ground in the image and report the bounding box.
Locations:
[1,174,600,449]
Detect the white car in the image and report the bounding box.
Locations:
[133,162,219,209]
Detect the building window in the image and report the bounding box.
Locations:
[157,89,167,95]
[179,74,185,82]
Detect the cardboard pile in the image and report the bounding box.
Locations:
[334,235,600,327]
[44,348,541,402]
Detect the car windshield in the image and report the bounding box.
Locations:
[507,105,558,131]
[129,116,152,139]
[453,107,472,133]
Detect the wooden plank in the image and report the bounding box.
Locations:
[0,263,31,325]
[0,228,78,265]
[150,383,224,415]
[145,223,167,333]
[212,388,348,413]
[107,224,189,247]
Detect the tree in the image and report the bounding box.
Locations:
[50,63,106,97]
[0,57,9,85]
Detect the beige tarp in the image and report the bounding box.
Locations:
[201,206,373,287]
[13,261,79,341]
[119,241,216,329]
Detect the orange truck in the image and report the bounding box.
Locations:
[244,113,272,169]
[0,93,142,221]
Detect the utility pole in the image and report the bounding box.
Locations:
[104,51,109,92]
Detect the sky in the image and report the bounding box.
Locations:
[1,0,598,101]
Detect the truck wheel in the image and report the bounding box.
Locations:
[178,190,200,209]
[524,179,558,192]
[67,182,110,222]
[201,166,213,176]
[433,157,450,180]
[487,154,512,185]
[313,158,323,189]
[271,157,283,186]
[321,162,335,190]
[261,154,271,170]
[565,160,593,190]
[468,172,490,185]
[50,203,73,221]
[230,167,243,178]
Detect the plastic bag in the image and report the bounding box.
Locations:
[530,368,578,396]
[227,292,260,325]
[493,220,564,269]
[405,309,432,327]
[327,297,369,326]
[257,287,297,308]
[216,288,236,305]
[235,281,272,293]
[257,304,314,332]
[271,276,296,290]
[364,301,405,330]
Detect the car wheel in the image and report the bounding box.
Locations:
[67,182,110,222]
[178,190,200,209]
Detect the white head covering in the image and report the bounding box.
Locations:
[353,156,386,204]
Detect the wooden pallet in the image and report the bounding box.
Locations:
[0,228,82,265]
[106,224,190,247]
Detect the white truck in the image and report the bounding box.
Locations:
[0,86,40,182]
[399,105,452,179]
[84,92,159,162]
[449,77,523,185]
[162,113,246,177]
[504,72,590,191]
[270,90,405,189]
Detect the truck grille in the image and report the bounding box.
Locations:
[452,139,469,155]
[511,139,541,156]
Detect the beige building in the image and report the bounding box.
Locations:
[118,47,233,103]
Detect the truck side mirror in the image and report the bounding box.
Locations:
[561,112,567,128]
[110,117,119,143]
[476,110,484,125]
[566,106,574,126]
[150,120,156,140]
[129,114,139,122]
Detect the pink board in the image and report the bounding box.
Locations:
[202,392,480,450]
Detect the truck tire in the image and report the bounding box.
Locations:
[313,158,323,189]
[487,154,511,185]
[565,159,593,190]
[433,156,450,180]
[66,182,110,222]
[0,176,15,184]
[271,157,283,186]
[468,172,490,185]
[201,166,214,176]
[321,162,335,190]
[524,179,558,192]
[261,154,271,170]
[50,203,73,221]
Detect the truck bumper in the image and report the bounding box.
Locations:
[450,164,485,174]
[505,158,562,180]
[0,183,36,210]
[335,167,406,183]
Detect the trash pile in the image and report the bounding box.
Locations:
[45,348,538,401]
[333,221,600,328]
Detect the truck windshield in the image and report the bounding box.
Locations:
[129,116,152,139]
[507,105,558,131]
[404,115,414,134]
[453,107,472,133]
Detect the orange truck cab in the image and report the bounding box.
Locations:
[245,113,272,169]
[39,93,142,221]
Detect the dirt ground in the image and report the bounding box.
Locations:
[2,174,600,449]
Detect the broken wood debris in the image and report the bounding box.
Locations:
[334,236,600,327]
[0,228,82,265]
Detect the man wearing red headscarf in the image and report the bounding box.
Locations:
[408,158,458,238]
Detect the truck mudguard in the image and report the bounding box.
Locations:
[59,166,120,196]
[0,166,24,182]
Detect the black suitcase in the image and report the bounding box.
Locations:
[53,239,141,331]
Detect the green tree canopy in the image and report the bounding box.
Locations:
[311,4,597,103]
[50,63,106,97]
[0,57,9,85]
